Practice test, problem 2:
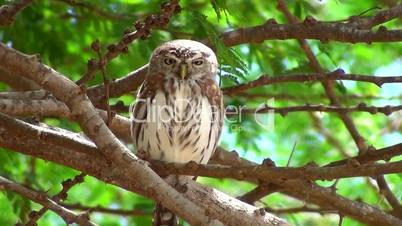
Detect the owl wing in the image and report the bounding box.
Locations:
[130,72,164,148]
[200,77,224,162]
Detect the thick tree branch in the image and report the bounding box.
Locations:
[1,119,399,225]
[0,89,49,99]
[1,115,399,225]
[0,0,33,26]
[0,114,289,226]
[221,4,402,45]
[279,179,402,226]
[221,21,402,45]
[0,69,41,90]
[0,176,96,226]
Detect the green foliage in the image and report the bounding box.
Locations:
[190,11,248,80]
[0,0,401,225]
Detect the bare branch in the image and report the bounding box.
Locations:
[238,183,279,205]
[265,205,338,215]
[150,159,402,182]
[234,92,402,102]
[221,4,402,45]
[76,0,179,85]
[86,65,147,109]
[223,70,402,96]
[239,103,402,116]
[182,177,289,226]
[2,94,400,121]
[347,4,402,29]
[27,173,87,225]
[61,203,149,216]
[376,176,402,218]
[326,143,402,166]
[0,90,49,99]
[280,179,402,226]
[0,176,97,226]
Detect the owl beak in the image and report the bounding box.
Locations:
[179,63,188,80]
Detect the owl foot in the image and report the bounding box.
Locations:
[137,149,149,160]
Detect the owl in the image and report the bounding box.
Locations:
[130,39,224,225]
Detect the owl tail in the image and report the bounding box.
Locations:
[153,175,180,226]
[153,203,178,226]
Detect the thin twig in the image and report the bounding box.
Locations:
[61,203,149,216]
[26,173,87,225]
[223,70,402,96]
[233,103,402,116]
[76,0,180,85]
[0,176,96,226]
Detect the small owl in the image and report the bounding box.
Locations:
[130,40,224,225]
[131,39,223,164]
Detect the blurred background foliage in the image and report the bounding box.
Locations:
[0,0,401,225]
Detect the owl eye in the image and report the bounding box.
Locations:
[192,59,204,66]
[163,58,176,65]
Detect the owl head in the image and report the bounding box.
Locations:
[149,39,218,80]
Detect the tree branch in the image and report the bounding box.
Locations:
[27,173,87,225]
[275,1,402,218]
[0,113,289,226]
[0,176,96,226]
[76,0,179,85]
[265,205,338,215]
[279,179,402,226]
[376,176,402,218]
[223,70,402,96]
[239,103,402,116]
[2,97,401,121]
[278,0,402,217]
[150,159,402,182]
[221,4,402,45]
[0,116,399,225]
[60,203,149,216]
[0,69,41,90]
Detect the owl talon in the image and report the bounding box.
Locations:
[137,149,149,160]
